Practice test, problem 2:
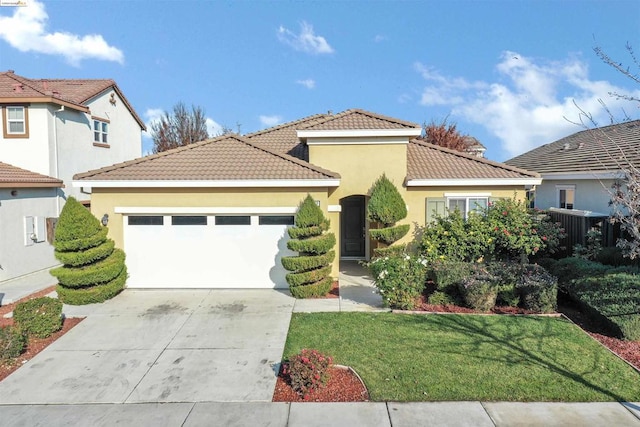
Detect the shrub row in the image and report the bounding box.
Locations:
[565,273,640,341]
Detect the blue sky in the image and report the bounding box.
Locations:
[1,0,639,160]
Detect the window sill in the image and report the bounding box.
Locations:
[93,142,110,149]
[3,133,29,139]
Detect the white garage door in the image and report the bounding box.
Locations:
[123,213,295,288]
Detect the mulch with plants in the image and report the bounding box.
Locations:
[272,365,369,402]
[0,286,84,382]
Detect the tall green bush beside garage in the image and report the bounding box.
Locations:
[50,197,127,305]
[368,174,409,254]
[282,195,336,298]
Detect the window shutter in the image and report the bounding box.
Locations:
[425,198,446,223]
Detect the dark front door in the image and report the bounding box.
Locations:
[340,195,366,258]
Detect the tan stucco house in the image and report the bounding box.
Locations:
[73,109,540,289]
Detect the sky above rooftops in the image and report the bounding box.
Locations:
[0,0,638,161]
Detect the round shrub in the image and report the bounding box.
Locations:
[516,265,557,313]
[367,174,407,226]
[283,349,333,398]
[368,253,427,310]
[282,195,335,298]
[13,297,63,338]
[459,268,498,311]
[0,326,26,361]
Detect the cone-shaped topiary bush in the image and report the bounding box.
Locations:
[368,174,409,254]
[282,195,336,298]
[50,197,126,305]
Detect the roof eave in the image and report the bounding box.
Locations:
[73,179,341,189]
[0,96,89,112]
[405,178,542,187]
[298,128,422,139]
[540,171,623,180]
[0,181,63,188]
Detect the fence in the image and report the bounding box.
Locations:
[547,208,619,257]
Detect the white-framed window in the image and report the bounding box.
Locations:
[447,197,488,218]
[2,105,29,138]
[93,118,108,144]
[556,185,575,209]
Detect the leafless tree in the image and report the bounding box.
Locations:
[151,103,210,153]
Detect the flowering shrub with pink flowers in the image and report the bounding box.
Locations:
[283,349,333,398]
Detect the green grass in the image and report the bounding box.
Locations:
[283,312,640,402]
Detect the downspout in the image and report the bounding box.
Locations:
[52,106,64,214]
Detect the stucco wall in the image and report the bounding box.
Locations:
[0,104,51,176]
[535,180,613,214]
[0,188,59,284]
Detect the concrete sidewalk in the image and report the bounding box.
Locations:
[0,401,638,426]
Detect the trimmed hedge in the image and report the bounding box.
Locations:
[53,227,109,252]
[373,244,407,258]
[515,265,557,313]
[288,225,328,240]
[55,240,115,267]
[549,257,609,287]
[286,265,332,287]
[369,224,410,245]
[13,297,63,338]
[287,233,336,255]
[51,249,126,288]
[289,277,333,299]
[56,267,127,305]
[0,326,26,361]
[459,268,497,311]
[52,197,103,243]
[566,273,640,340]
[430,261,473,291]
[367,174,407,226]
[282,251,335,272]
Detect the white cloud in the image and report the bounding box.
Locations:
[374,34,387,43]
[277,21,334,54]
[0,0,124,65]
[259,115,283,127]
[206,117,223,136]
[416,52,640,157]
[296,78,316,89]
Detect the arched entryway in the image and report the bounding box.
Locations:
[340,195,367,259]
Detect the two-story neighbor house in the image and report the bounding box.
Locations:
[0,70,146,209]
[0,70,145,289]
[75,109,540,289]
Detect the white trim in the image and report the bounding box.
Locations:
[548,207,609,217]
[298,129,421,139]
[73,179,340,189]
[444,192,491,197]
[115,206,298,214]
[541,171,622,180]
[406,178,542,186]
[306,137,409,145]
[328,205,342,212]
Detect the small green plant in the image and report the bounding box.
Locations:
[368,174,409,254]
[13,297,63,338]
[283,349,333,399]
[459,267,498,311]
[516,265,557,313]
[573,229,603,260]
[367,253,428,310]
[0,326,26,361]
[428,291,456,306]
[282,195,335,298]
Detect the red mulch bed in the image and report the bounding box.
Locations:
[0,286,84,382]
[273,365,369,402]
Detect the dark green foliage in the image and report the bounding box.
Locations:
[549,257,609,287]
[51,197,126,305]
[13,297,63,338]
[459,267,497,311]
[533,257,558,272]
[287,233,336,255]
[294,195,328,228]
[288,225,328,239]
[596,246,640,267]
[54,240,115,267]
[369,224,410,245]
[0,326,26,360]
[283,195,335,298]
[428,290,456,306]
[429,261,473,291]
[566,273,640,340]
[289,277,333,299]
[516,265,557,313]
[286,266,332,287]
[373,244,407,258]
[496,285,520,307]
[367,174,407,226]
[281,251,335,272]
[56,267,127,306]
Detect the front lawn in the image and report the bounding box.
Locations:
[283,312,640,402]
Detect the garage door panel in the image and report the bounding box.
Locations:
[124,214,294,289]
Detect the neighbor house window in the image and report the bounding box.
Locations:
[2,105,29,138]
[93,117,109,144]
[447,197,488,219]
[557,185,575,209]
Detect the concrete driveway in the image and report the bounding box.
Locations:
[0,289,295,404]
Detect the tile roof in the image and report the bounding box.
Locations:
[0,71,145,130]
[302,109,420,131]
[506,120,640,174]
[407,140,539,181]
[0,162,63,188]
[245,113,329,161]
[74,134,340,182]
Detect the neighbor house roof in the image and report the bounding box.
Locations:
[0,70,145,130]
[301,109,420,131]
[505,120,640,175]
[406,140,540,186]
[0,162,63,188]
[73,134,340,187]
